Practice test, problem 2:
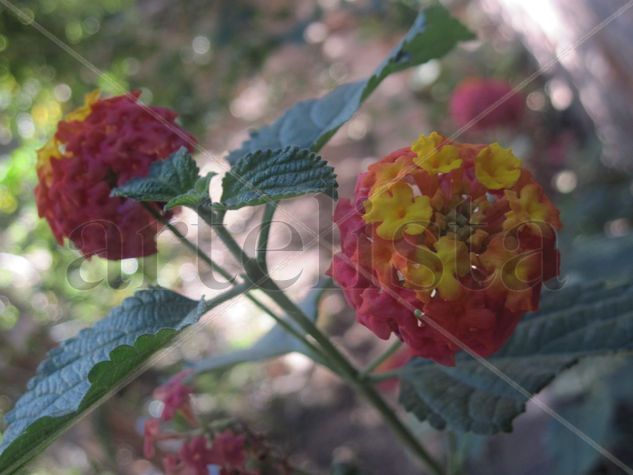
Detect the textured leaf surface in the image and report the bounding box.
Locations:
[226,5,473,164]
[192,279,330,373]
[112,147,200,203]
[399,281,633,434]
[220,147,337,209]
[0,288,206,474]
[165,172,216,210]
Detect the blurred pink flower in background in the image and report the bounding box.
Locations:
[449,78,525,130]
[143,419,162,459]
[168,436,215,475]
[155,370,196,423]
[144,370,294,474]
[160,430,262,475]
[209,430,247,468]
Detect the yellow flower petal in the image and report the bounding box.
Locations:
[403,236,469,301]
[36,91,101,183]
[65,90,100,122]
[36,137,63,184]
[433,236,469,300]
[370,159,408,195]
[412,132,462,174]
[363,183,432,240]
[475,143,521,189]
[503,184,554,231]
[405,245,440,290]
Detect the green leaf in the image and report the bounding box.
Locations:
[165,172,216,210]
[547,386,612,475]
[563,233,633,282]
[541,354,633,475]
[544,358,617,475]
[220,147,337,209]
[192,279,330,373]
[398,281,633,434]
[226,5,473,164]
[0,288,207,474]
[111,147,200,203]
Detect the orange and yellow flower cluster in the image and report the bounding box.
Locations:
[330,132,561,365]
[35,91,195,259]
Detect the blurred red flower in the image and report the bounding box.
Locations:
[161,431,257,475]
[35,90,195,259]
[155,370,196,423]
[143,418,161,459]
[449,78,525,130]
[209,430,247,469]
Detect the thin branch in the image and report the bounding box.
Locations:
[145,203,331,371]
[257,203,277,270]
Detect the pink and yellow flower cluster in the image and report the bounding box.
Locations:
[330,132,561,365]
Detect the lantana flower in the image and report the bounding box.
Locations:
[151,426,290,475]
[144,374,293,474]
[449,78,525,130]
[329,132,561,365]
[208,430,248,470]
[162,431,248,475]
[35,90,195,259]
[154,370,196,424]
[143,418,162,459]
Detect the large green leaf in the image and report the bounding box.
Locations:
[543,359,614,475]
[226,5,473,164]
[398,281,633,434]
[0,288,207,474]
[192,279,330,373]
[563,233,633,282]
[111,147,201,203]
[547,387,612,475]
[220,147,337,209]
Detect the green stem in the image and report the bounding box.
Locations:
[360,340,403,378]
[199,208,253,270]
[368,370,402,383]
[200,282,252,311]
[259,280,445,475]
[198,218,445,475]
[257,203,277,270]
[147,205,330,368]
[143,203,236,284]
[447,432,460,475]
